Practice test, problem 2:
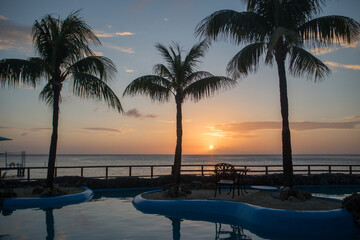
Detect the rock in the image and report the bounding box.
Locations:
[288,196,301,202]
[303,191,313,200]
[342,192,360,227]
[32,185,45,194]
[280,190,289,201]
[271,192,281,199]
[191,181,202,190]
[202,182,215,190]
[279,187,312,201]
[0,189,17,198]
[295,190,306,202]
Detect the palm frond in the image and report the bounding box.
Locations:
[72,72,123,112]
[195,10,268,44]
[298,15,360,48]
[33,10,101,65]
[69,56,117,81]
[289,46,330,81]
[227,42,267,79]
[268,27,299,52]
[0,58,47,87]
[39,82,56,106]
[182,40,209,78]
[185,71,214,85]
[153,64,174,80]
[155,43,176,71]
[123,75,172,103]
[183,75,236,102]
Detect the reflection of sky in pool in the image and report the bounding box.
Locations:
[1,186,359,240]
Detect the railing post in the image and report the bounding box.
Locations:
[129,166,132,176]
[27,168,30,182]
[81,167,84,177]
[308,165,311,175]
[55,167,57,177]
[350,166,352,175]
[151,166,154,178]
[329,166,331,174]
[265,166,268,175]
[106,166,109,179]
[201,165,204,176]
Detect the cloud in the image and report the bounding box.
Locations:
[83,127,122,133]
[0,15,8,21]
[125,108,156,119]
[103,42,134,53]
[324,61,360,71]
[309,46,338,55]
[124,67,134,73]
[164,18,169,21]
[0,17,32,52]
[116,32,135,36]
[93,51,104,56]
[309,40,360,56]
[208,118,360,138]
[131,0,151,12]
[94,30,135,38]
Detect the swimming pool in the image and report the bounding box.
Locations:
[1,186,359,240]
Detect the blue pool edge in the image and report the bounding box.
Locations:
[133,189,359,238]
[2,187,94,210]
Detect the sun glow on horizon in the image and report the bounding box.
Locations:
[209,145,214,150]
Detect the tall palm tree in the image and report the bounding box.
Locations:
[0,11,123,189]
[196,0,360,186]
[123,40,236,189]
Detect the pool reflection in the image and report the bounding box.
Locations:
[45,209,55,240]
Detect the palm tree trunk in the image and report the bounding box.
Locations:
[46,83,61,189]
[172,97,183,186]
[276,53,294,187]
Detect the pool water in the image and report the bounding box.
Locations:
[0,186,359,240]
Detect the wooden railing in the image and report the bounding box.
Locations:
[1,164,359,181]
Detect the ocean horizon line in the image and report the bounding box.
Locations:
[25,153,360,156]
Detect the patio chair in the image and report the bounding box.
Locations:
[214,163,239,198]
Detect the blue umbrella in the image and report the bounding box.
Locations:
[0,136,12,141]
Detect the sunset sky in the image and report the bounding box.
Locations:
[0,0,359,154]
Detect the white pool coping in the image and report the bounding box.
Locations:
[2,187,93,210]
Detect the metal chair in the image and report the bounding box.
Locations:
[214,163,239,198]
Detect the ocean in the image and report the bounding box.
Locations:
[2,154,360,179]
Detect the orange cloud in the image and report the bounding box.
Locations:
[324,61,360,71]
[95,30,135,38]
[208,118,360,138]
[103,43,135,53]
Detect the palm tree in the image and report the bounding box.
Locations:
[0,10,123,189]
[123,40,236,190]
[196,0,360,186]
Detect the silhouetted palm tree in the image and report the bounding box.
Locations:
[196,0,360,186]
[0,10,123,189]
[123,40,236,189]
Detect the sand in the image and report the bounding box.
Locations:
[142,189,342,211]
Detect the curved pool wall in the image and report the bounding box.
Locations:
[2,187,94,210]
[133,190,360,239]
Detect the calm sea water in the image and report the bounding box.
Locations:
[2,154,360,179]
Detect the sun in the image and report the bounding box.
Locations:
[209,145,214,150]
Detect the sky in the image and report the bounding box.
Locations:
[0,0,359,155]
